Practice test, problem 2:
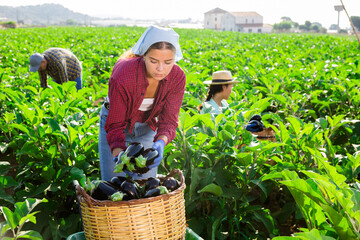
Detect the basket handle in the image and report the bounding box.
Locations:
[166,169,185,186]
[73,180,93,206]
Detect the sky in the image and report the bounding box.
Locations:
[1,0,360,29]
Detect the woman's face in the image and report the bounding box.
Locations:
[143,49,175,81]
[223,83,234,100]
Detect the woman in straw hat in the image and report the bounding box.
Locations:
[199,70,239,116]
[99,25,186,181]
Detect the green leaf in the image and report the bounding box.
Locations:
[0,221,11,236]
[320,204,357,239]
[36,125,46,139]
[327,115,334,128]
[0,189,15,204]
[330,114,345,128]
[272,237,298,240]
[258,142,286,155]
[287,116,301,136]
[319,117,328,129]
[12,123,31,136]
[0,142,8,154]
[218,129,232,141]
[18,211,39,227]
[215,113,225,126]
[15,198,47,219]
[0,176,18,188]
[198,183,223,197]
[16,230,43,240]
[70,167,85,179]
[179,111,199,132]
[211,213,225,240]
[293,228,337,240]
[223,124,236,135]
[269,93,288,105]
[45,118,61,132]
[41,166,56,182]
[280,179,326,205]
[198,113,215,129]
[1,206,17,230]
[189,168,209,200]
[67,124,78,146]
[48,145,57,159]
[17,104,35,124]
[261,171,284,181]
[17,141,40,157]
[252,208,275,236]
[236,152,252,166]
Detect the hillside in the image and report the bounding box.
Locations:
[0,3,94,25]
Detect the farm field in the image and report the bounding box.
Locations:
[0,26,360,240]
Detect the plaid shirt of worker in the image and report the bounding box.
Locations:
[39,48,82,88]
[105,57,186,151]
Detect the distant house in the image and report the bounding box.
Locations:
[204,7,272,33]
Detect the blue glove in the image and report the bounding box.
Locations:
[149,139,165,169]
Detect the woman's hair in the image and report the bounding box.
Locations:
[145,41,176,54]
[205,85,224,101]
[198,84,225,111]
[119,42,176,60]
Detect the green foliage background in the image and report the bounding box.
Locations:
[0,26,360,239]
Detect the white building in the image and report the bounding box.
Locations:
[204,8,272,33]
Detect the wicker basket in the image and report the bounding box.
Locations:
[252,127,277,142]
[74,169,186,240]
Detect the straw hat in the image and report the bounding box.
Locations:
[203,70,239,85]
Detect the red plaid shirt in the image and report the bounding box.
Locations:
[105,57,186,151]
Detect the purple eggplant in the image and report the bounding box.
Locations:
[91,180,118,200]
[132,148,159,174]
[250,114,262,122]
[163,177,180,192]
[145,177,160,191]
[245,119,264,132]
[125,142,144,159]
[121,179,140,200]
[110,176,127,189]
[144,186,168,198]
[144,148,159,167]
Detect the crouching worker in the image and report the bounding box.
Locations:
[99,25,186,181]
[29,48,82,90]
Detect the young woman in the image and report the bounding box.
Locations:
[99,25,186,181]
[199,70,238,117]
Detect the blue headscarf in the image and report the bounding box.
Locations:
[132,25,183,62]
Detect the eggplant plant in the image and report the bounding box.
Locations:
[0,198,47,240]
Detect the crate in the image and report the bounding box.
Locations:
[74,169,186,239]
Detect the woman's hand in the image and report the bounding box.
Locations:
[112,148,123,158]
[112,148,124,163]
